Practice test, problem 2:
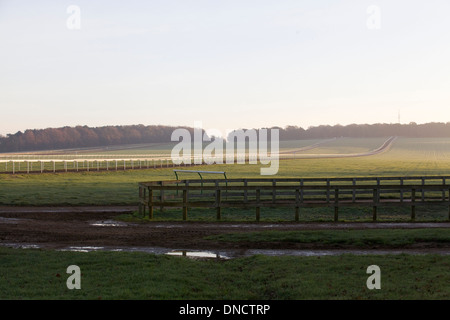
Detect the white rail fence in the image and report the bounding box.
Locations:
[0,154,279,174]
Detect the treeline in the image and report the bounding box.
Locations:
[0,125,195,152]
[277,122,450,140]
[1,122,450,152]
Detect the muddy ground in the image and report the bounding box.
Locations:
[0,206,449,255]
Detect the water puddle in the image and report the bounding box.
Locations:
[165,250,230,259]
[59,246,106,252]
[89,220,129,227]
[1,243,41,249]
[56,246,230,259]
[1,242,449,258]
[0,217,29,224]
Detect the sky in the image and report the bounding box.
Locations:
[1,0,450,136]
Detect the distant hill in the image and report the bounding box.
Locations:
[1,122,450,152]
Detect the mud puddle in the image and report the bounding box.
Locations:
[1,242,449,259]
[165,250,231,259]
[0,217,28,224]
[89,220,130,227]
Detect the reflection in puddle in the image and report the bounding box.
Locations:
[59,246,105,252]
[0,217,28,224]
[166,250,230,259]
[2,242,449,258]
[1,243,41,249]
[90,220,128,227]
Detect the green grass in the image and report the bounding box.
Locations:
[2,137,450,209]
[0,169,174,206]
[205,228,450,247]
[0,247,448,299]
[1,138,449,301]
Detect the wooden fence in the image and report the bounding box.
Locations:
[138,176,450,221]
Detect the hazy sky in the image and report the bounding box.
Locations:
[1,0,450,136]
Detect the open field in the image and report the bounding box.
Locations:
[0,136,395,174]
[0,209,449,299]
[1,138,450,207]
[1,137,449,300]
[0,246,449,300]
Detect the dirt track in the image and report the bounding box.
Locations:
[284,136,397,159]
[1,206,449,256]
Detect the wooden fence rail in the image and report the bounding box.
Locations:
[138,176,450,221]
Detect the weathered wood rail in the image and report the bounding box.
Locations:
[138,176,450,221]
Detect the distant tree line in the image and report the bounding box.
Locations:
[0,125,195,152]
[276,122,450,140]
[1,122,450,152]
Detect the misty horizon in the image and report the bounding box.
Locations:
[1,1,450,136]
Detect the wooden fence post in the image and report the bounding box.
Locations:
[300,179,304,203]
[244,179,248,203]
[443,178,446,201]
[272,179,276,203]
[138,186,144,216]
[160,181,165,212]
[421,177,425,202]
[327,179,331,203]
[334,188,338,222]
[216,189,221,220]
[352,178,356,202]
[183,188,188,221]
[373,188,378,222]
[411,188,416,221]
[400,178,404,202]
[256,189,261,222]
[148,188,154,219]
[295,188,300,222]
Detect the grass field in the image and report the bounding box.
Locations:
[0,246,448,300]
[205,228,450,246]
[1,137,450,301]
[1,137,450,209]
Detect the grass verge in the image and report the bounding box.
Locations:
[205,228,450,247]
[0,247,449,299]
